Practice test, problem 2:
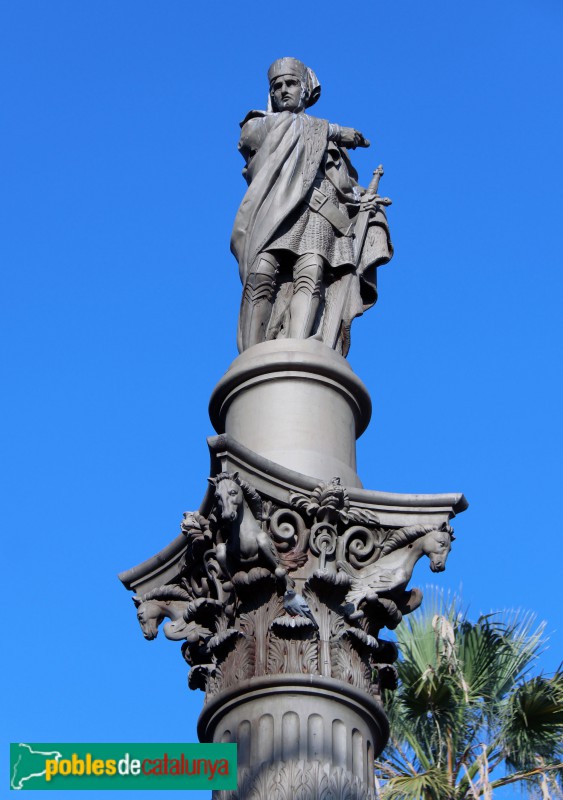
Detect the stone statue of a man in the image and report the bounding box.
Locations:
[231,57,393,356]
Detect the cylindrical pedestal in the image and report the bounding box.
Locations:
[198,674,389,800]
[209,340,372,488]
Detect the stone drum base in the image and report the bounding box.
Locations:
[198,674,389,799]
[208,339,372,488]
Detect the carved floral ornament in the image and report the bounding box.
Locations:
[130,473,454,698]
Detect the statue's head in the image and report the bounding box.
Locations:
[267,57,320,113]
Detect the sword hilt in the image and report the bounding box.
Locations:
[365,165,384,199]
[361,165,392,208]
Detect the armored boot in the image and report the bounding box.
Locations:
[239,253,278,351]
[288,253,324,339]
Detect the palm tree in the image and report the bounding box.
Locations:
[374,593,563,799]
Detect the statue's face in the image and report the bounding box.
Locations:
[270,74,305,112]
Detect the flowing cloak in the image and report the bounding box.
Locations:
[231,110,393,355]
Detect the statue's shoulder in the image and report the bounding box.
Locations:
[239,109,272,128]
[238,111,280,158]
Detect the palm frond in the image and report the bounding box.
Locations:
[481,611,545,700]
[379,768,453,800]
[501,669,563,771]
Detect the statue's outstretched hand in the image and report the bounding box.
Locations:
[338,127,370,149]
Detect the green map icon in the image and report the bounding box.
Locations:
[11,744,63,790]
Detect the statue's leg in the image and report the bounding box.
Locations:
[288,253,324,339]
[239,253,278,351]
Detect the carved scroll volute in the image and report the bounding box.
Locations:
[269,508,309,574]
[336,525,381,570]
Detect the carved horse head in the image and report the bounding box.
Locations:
[209,472,244,523]
[209,471,263,526]
[132,585,191,640]
[133,597,164,639]
[420,526,454,573]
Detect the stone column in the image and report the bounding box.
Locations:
[199,675,388,799]
[118,54,468,800]
[120,340,466,800]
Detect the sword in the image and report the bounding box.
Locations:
[323,165,391,350]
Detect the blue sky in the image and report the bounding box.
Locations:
[2,1,562,797]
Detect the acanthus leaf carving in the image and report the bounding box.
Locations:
[213,634,255,692]
[207,627,243,655]
[215,761,374,800]
[344,627,379,651]
[330,636,372,691]
[266,634,286,675]
[270,614,316,633]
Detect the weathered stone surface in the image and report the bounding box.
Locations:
[120,430,465,795]
[119,58,467,799]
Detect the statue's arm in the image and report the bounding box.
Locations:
[328,123,370,150]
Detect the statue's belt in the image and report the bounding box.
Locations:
[307,188,354,237]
